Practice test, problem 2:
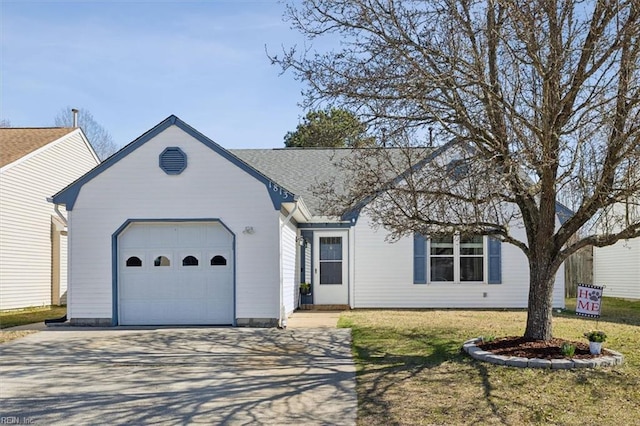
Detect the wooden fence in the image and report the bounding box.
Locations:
[564,246,593,298]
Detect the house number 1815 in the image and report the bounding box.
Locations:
[268,181,292,199]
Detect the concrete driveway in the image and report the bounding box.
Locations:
[0,327,356,425]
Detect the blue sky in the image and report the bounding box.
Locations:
[1,0,312,149]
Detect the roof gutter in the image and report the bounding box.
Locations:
[278,202,299,329]
[47,197,68,227]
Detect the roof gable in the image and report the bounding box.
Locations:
[52,115,297,210]
[0,128,76,168]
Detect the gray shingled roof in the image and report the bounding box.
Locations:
[230,148,354,215]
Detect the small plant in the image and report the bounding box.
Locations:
[584,330,607,342]
[481,335,495,343]
[299,282,311,295]
[561,342,576,357]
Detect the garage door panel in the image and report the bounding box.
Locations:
[119,222,234,326]
[119,226,147,247]
[146,225,178,248]
[119,279,150,300]
[178,225,207,248]
[206,226,234,245]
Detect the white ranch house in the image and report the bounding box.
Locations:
[0,127,99,310]
[51,116,565,326]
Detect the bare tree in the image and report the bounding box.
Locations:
[274,0,640,340]
[0,119,11,127]
[54,108,118,161]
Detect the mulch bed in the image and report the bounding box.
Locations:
[477,336,608,360]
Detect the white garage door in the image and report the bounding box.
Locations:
[118,221,234,325]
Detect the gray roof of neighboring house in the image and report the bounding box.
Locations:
[230,148,354,215]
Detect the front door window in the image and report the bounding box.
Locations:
[319,236,343,284]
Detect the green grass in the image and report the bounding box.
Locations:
[0,306,66,329]
[338,298,640,426]
[564,296,640,325]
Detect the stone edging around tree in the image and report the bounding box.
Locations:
[462,338,624,369]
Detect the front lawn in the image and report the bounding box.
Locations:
[0,306,66,329]
[338,299,640,425]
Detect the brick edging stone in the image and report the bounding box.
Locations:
[462,338,624,369]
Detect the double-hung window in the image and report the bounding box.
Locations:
[430,235,455,282]
[459,235,484,281]
[414,234,500,284]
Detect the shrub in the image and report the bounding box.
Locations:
[584,330,607,342]
[561,342,576,357]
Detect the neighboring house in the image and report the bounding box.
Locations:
[593,239,639,299]
[592,191,640,299]
[51,116,565,327]
[0,127,100,310]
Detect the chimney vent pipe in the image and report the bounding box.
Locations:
[71,108,79,128]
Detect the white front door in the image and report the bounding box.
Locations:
[313,231,349,305]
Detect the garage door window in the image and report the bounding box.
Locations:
[210,255,227,266]
[126,256,142,267]
[182,255,199,266]
[154,256,170,266]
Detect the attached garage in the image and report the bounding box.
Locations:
[117,221,234,325]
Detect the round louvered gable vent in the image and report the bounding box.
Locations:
[159,147,187,175]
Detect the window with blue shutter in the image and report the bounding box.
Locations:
[488,237,502,284]
[159,147,187,175]
[413,233,426,284]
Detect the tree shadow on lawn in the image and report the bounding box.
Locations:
[353,330,467,425]
[470,354,640,425]
[353,327,639,426]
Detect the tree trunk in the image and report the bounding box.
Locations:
[524,262,557,340]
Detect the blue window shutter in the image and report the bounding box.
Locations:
[488,237,502,284]
[414,233,426,284]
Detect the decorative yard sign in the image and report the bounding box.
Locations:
[576,283,604,318]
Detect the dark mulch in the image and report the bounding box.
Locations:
[477,336,609,360]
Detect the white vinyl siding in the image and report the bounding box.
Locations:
[66,125,281,322]
[593,238,640,299]
[280,217,297,317]
[0,130,98,310]
[353,208,565,308]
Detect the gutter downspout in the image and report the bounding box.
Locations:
[47,198,68,227]
[279,203,298,329]
[45,198,69,325]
